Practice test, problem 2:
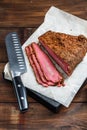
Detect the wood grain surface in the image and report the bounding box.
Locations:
[0,0,87,130]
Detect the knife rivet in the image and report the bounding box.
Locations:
[21,97,24,100]
[18,84,21,87]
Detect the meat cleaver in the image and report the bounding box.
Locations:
[5,32,28,111]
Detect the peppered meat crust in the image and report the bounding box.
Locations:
[38,31,87,75]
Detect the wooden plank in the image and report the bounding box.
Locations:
[0,0,87,27]
[23,28,36,43]
[73,80,87,102]
[0,103,87,129]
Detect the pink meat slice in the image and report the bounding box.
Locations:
[29,45,56,86]
[31,43,63,85]
[25,46,48,87]
[29,45,46,83]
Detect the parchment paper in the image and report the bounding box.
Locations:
[4,6,87,107]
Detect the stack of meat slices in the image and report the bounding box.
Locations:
[25,42,63,87]
[38,31,87,75]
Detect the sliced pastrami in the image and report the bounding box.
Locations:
[25,45,56,86]
[25,46,48,87]
[31,42,63,86]
[29,45,56,86]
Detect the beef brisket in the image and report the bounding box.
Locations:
[38,31,87,75]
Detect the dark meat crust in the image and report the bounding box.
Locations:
[38,31,87,75]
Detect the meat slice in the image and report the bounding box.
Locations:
[29,45,47,83]
[28,45,55,86]
[38,31,87,75]
[25,46,48,87]
[31,42,63,86]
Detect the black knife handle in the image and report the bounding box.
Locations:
[12,76,28,111]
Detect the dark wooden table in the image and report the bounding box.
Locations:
[0,0,87,129]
